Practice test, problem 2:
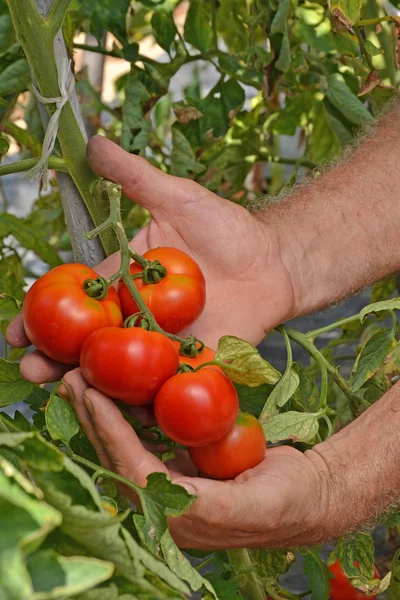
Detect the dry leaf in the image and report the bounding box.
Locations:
[358,71,382,96]
[331,8,352,32]
[376,22,383,34]
[173,105,203,124]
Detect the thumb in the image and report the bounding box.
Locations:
[87,136,191,217]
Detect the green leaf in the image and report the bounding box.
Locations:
[262,411,320,443]
[310,102,340,163]
[360,297,400,321]
[329,0,363,25]
[326,73,374,126]
[0,455,62,553]
[151,11,177,52]
[0,432,64,472]
[0,58,30,96]
[217,0,249,54]
[350,329,396,392]
[215,336,281,387]
[252,548,296,578]
[0,134,9,156]
[0,293,22,322]
[27,551,114,599]
[304,550,330,600]
[275,33,291,72]
[170,126,206,177]
[330,534,375,579]
[0,358,34,408]
[0,547,33,599]
[121,70,151,155]
[271,0,291,34]
[292,365,321,412]
[234,383,273,417]
[183,0,211,53]
[364,40,384,56]
[388,548,400,599]
[260,365,299,423]
[0,410,31,433]
[0,214,62,268]
[45,394,80,446]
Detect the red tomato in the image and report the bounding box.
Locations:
[329,560,379,600]
[154,367,239,446]
[189,412,266,479]
[80,327,179,405]
[23,263,122,364]
[118,247,206,333]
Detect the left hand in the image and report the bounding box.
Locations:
[61,369,332,550]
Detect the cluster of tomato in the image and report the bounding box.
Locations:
[23,247,266,480]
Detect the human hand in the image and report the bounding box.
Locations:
[6,136,295,384]
[60,368,332,550]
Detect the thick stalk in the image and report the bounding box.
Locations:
[306,314,361,340]
[0,157,68,177]
[7,0,118,257]
[356,16,393,26]
[226,549,265,600]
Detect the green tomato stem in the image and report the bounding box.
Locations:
[0,157,69,177]
[354,27,375,71]
[305,314,362,340]
[356,16,393,26]
[226,549,266,600]
[45,0,73,33]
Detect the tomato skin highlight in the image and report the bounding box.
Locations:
[154,367,239,447]
[80,327,179,405]
[118,247,206,334]
[189,412,266,479]
[23,263,122,364]
[329,560,379,600]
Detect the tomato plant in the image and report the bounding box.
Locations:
[1,0,400,598]
[155,367,239,446]
[80,327,179,405]
[24,263,122,363]
[329,560,380,599]
[119,247,206,333]
[189,412,266,479]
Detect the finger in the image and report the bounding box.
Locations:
[20,351,71,384]
[87,136,193,217]
[6,313,30,347]
[62,369,114,472]
[83,387,169,487]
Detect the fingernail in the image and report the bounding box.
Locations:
[62,380,74,404]
[84,392,94,416]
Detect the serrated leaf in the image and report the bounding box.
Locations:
[215,336,281,387]
[292,365,321,412]
[330,534,375,579]
[160,530,217,598]
[0,358,34,407]
[45,394,80,445]
[329,0,363,25]
[121,70,151,155]
[0,214,62,268]
[0,410,31,433]
[326,73,374,126]
[170,126,205,177]
[151,11,177,52]
[183,0,211,53]
[260,366,299,423]
[27,551,114,599]
[360,297,400,321]
[262,411,320,443]
[0,293,21,322]
[304,550,330,600]
[0,431,64,472]
[350,329,396,392]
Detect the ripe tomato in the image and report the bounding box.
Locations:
[118,247,206,333]
[189,412,266,479]
[80,327,179,405]
[23,263,122,364]
[329,560,379,600]
[154,367,238,446]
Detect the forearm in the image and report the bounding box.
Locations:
[258,99,400,318]
[308,382,400,539]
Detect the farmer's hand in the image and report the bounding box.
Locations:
[60,368,332,549]
[6,136,295,384]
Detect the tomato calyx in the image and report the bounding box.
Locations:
[123,312,152,330]
[140,259,168,284]
[179,335,205,358]
[83,276,109,300]
[177,363,195,374]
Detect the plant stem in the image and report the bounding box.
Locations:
[0,157,69,177]
[7,0,118,256]
[226,549,265,600]
[194,555,214,572]
[45,0,73,33]
[70,452,142,494]
[73,43,157,66]
[356,16,393,26]
[284,326,368,415]
[211,0,218,49]
[354,27,375,71]
[306,314,361,340]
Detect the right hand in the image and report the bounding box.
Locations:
[6,136,296,384]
